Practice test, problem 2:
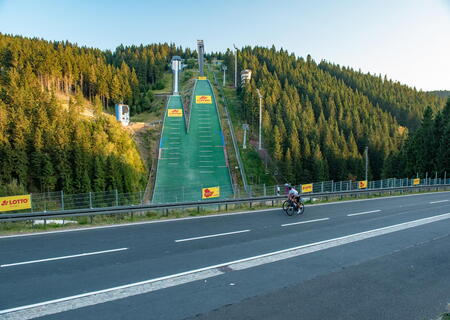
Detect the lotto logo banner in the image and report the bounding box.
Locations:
[168,109,182,117]
[202,186,220,199]
[198,76,207,80]
[196,95,212,104]
[301,184,313,193]
[413,178,420,185]
[0,194,31,212]
[358,180,368,189]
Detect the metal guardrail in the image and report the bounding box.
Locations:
[2,184,449,222]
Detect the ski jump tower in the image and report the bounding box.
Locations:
[171,56,182,95]
[197,40,205,76]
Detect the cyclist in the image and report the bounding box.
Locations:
[285,184,301,214]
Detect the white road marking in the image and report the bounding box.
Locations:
[347,209,381,217]
[430,200,449,204]
[0,248,128,268]
[3,213,450,319]
[281,218,330,227]
[175,229,250,242]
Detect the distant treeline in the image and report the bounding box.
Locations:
[220,46,445,183]
[428,91,450,100]
[0,34,196,115]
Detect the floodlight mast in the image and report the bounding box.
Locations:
[256,89,263,150]
[222,65,227,86]
[233,44,238,88]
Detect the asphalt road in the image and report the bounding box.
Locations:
[1,191,450,319]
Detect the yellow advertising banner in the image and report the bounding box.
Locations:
[358,180,368,189]
[413,178,420,185]
[196,95,212,104]
[202,186,220,199]
[301,184,313,193]
[0,194,31,212]
[168,109,183,117]
[198,76,207,80]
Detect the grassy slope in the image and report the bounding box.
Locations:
[210,63,276,186]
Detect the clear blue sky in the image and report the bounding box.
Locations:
[0,0,449,90]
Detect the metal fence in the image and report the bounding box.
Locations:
[1,176,450,215]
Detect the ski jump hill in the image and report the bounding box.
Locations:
[152,78,233,203]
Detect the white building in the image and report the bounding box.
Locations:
[240,69,252,86]
[115,104,130,126]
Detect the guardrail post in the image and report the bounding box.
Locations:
[340,181,342,191]
[263,184,266,196]
[349,180,352,191]
[321,181,324,193]
[331,180,334,192]
[89,192,92,209]
[61,190,64,210]
[115,190,119,207]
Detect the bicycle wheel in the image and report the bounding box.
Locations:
[297,201,305,215]
[286,203,296,216]
[282,200,290,213]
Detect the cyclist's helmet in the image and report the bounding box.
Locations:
[284,183,292,190]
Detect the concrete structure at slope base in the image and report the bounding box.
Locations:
[171,56,182,94]
[115,103,130,126]
[197,40,205,76]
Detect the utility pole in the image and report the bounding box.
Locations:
[256,89,263,150]
[242,124,249,149]
[233,44,238,88]
[222,64,227,86]
[365,146,369,181]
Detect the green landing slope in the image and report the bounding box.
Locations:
[152,80,233,203]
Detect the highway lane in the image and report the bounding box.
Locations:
[47,217,450,320]
[0,191,450,318]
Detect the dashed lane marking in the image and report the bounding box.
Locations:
[347,210,381,217]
